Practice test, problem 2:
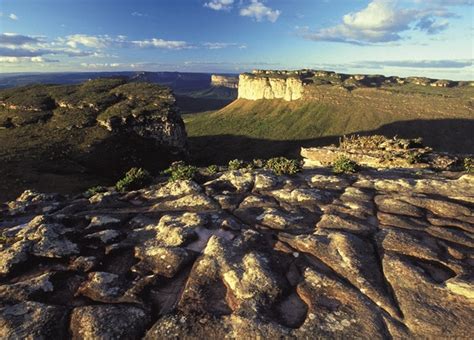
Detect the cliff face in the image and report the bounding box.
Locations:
[237,69,473,102]
[210,75,239,89]
[238,73,304,101]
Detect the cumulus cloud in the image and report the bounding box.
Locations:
[0,33,42,45]
[240,0,281,22]
[8,13,18,20]
[303,0,457,44]
[0,56,58,63]
[204,0,234,11]
[61,34,191,50]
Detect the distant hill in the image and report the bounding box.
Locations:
[0,71,238,113]
[184,84,474,165]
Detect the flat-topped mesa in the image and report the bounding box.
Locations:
[210,75,239,89]
[238,72,305,101]
[237,69,473,101]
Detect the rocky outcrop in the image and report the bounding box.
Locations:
[238,73,304,101]
[0,79,188,201]
[211,75,239,89]
[1,161,473,338]
[302,135,465,170]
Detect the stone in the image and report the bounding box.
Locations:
[85,229,122,244]
[76,271,139,304]
[0,241,31,275]
[152,193,219,211]
[134,246,191,277]
[0,273,54,301]
[70,305,149,339]
[0,302,67,339]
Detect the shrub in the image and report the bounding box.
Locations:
[464,157,473,173]
[407,152,422,164]
[163,161,197,182]
[85,185,107,197]
[115,167,152,192]
[333,156,358,174]
[207,164,219,175]
[228,159,244,170]
[265,157,301,175]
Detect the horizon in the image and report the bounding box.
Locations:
[0,0,473,80]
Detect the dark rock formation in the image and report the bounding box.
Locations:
[0,79,188,201]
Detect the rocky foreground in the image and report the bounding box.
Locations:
[0,166,473,338]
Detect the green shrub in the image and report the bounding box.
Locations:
[85,185,107,197]
[207,164,219,175]
[228,159,244,170]
[163,161,197,182]
[333,156,358,174]
[115,167,152,192]
[265,157,301,175]
[407,152,422,164]
[464,157,473,173]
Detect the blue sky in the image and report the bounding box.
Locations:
[0,0,472,79]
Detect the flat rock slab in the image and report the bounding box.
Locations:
[0,169,473,338]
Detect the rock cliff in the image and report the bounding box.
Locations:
[1,146,473,338]
[238,73,304,101]
[211,75,239,89]
[237,69,473,101]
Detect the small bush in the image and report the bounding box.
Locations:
[333,156,358,174]
[228,159,244,171]
[85,185,107,197]
[407,152,422,164]
[115,167,152,192]
[163,161,197,182]
[265,157,301,176]
[464,157,473,173]
[207,164,219,175]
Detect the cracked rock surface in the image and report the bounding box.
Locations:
[0,168,473,338]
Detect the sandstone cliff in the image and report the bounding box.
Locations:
[238,73,304,101]
[211,74,239,89]
[237,69,473,101]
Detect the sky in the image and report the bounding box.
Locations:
[0,0,473,79]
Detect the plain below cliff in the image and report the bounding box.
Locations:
[184,85,474,165]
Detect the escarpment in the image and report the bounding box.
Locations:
[237,69,474,101]
[238,73,304,101]
[211,75,239,89]
[0,79,188,200]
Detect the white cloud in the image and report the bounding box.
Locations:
[0,56,58,63]
[204,0,234,11]
[303,0,457,44]
[131,38,190,49]
[131,11,147,17]
[240,0,281,22]
[64,34,116,49]
[8,13,18,20]
[203,42,247,49]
